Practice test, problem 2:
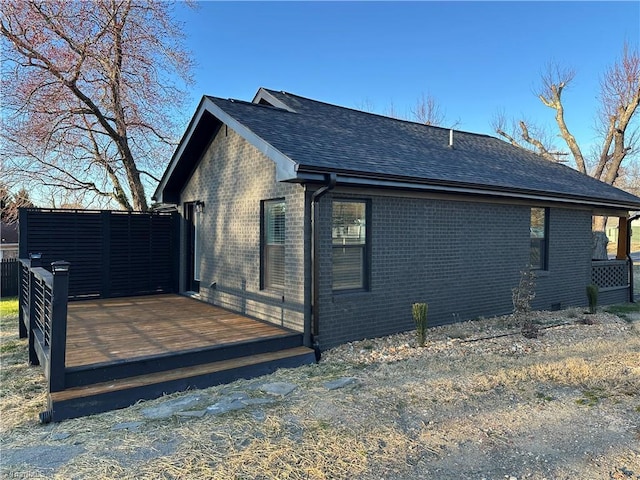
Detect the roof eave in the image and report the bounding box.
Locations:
[293,168,640,212]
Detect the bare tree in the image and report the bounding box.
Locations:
[355,91,453,128]
[0,184,35,225]
[0,0,194,211]
[494,44,640,187]
[411,92,446,126]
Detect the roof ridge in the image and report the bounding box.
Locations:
[264,88,493,139]
[206,95,294,114]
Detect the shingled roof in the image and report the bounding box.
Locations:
[155,88,640,211]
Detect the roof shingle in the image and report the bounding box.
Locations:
[189,89,640,210]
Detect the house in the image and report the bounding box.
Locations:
[1,221,19,260]
[154,88,640,350]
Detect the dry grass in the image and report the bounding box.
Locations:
[0,297,48,431]
[2,299,640,479]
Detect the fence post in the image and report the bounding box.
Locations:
[18,261,27,339]
[101,210,111,298]
[27,253,42,365]
[48,261,70,393]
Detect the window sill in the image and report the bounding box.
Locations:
[332,289,370,301]
[260,287,285,300]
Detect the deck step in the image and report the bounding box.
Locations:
[45,346,315,422]
[64,332,305,388]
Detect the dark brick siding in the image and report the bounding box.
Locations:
[316,192,596,349]
[533,208,592,311]
[179,130,622,351]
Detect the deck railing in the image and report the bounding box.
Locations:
[591,259,629,291]
[19,254,70,394]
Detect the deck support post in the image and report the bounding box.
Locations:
[49,261,70,393]
[27,253,42,365]
[617,216,629,260]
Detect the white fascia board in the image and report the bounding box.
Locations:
[205,98,298,181]
[252,88,296,112]
[154,97,298,202]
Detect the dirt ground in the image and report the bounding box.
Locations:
[1,302,639,479]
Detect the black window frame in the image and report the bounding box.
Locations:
[332,198,371,292]
[260,198,286,291]
[530,207,549,271]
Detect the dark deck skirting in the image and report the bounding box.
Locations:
[40,294,314,422]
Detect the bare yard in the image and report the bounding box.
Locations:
[1,298,639,479]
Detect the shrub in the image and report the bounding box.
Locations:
[586,284,599,314]
[412,303,428,347]
[512,268,536,315]
[512,268,538,338]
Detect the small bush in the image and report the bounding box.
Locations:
[412,303,428,347]
[586,284,598,314]
[512,268,536,315]
[512,268,538,338]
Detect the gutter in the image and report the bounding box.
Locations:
[627,214,640,303]
[307,173,337,357]
[292,169,640,212]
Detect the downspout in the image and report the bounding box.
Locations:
[308,173,337,357]
[627,214,640,303]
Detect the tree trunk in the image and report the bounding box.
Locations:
[592,231,609,260]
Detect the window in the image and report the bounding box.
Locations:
[193,206,203,281]
[332,200,368,290]
[530,207,548,270]
[262,199,285,289]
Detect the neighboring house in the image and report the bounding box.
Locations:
[154,88,640,350]
[0,221,19,260]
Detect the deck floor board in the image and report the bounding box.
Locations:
[65,294,291,368]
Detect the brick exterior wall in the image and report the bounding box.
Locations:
[315,191,596,349]
[177,128,621,351]
[180,127,308,333]
[534,208,593,311]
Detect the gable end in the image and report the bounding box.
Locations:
[154,96,298,204]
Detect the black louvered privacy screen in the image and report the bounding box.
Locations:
[19,209,179,299]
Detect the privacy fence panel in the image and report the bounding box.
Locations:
[19,209,179,299]
[1,258,19,297]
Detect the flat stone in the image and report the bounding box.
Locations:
[112,421,143,432]
[140,394,202,419]
[2,445,85,471]
[283,414,304,441]
[234,437,251,450]
[176,409,207,418]
[206,394,251,416]
[210,432,228,444]
[323,377,357,390]
[241,397,277,406]
[251,410,267,422]
[105,439,179,466]
[49,432,71,441]
[259,382,297,397]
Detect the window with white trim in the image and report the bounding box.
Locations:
[262,199,285,289]
[332,200,368,291]
[193,206,203,281]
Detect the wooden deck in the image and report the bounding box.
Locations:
[65,294,291,368]
[37,294,315,422]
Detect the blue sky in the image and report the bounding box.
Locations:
[173,1,639,157]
